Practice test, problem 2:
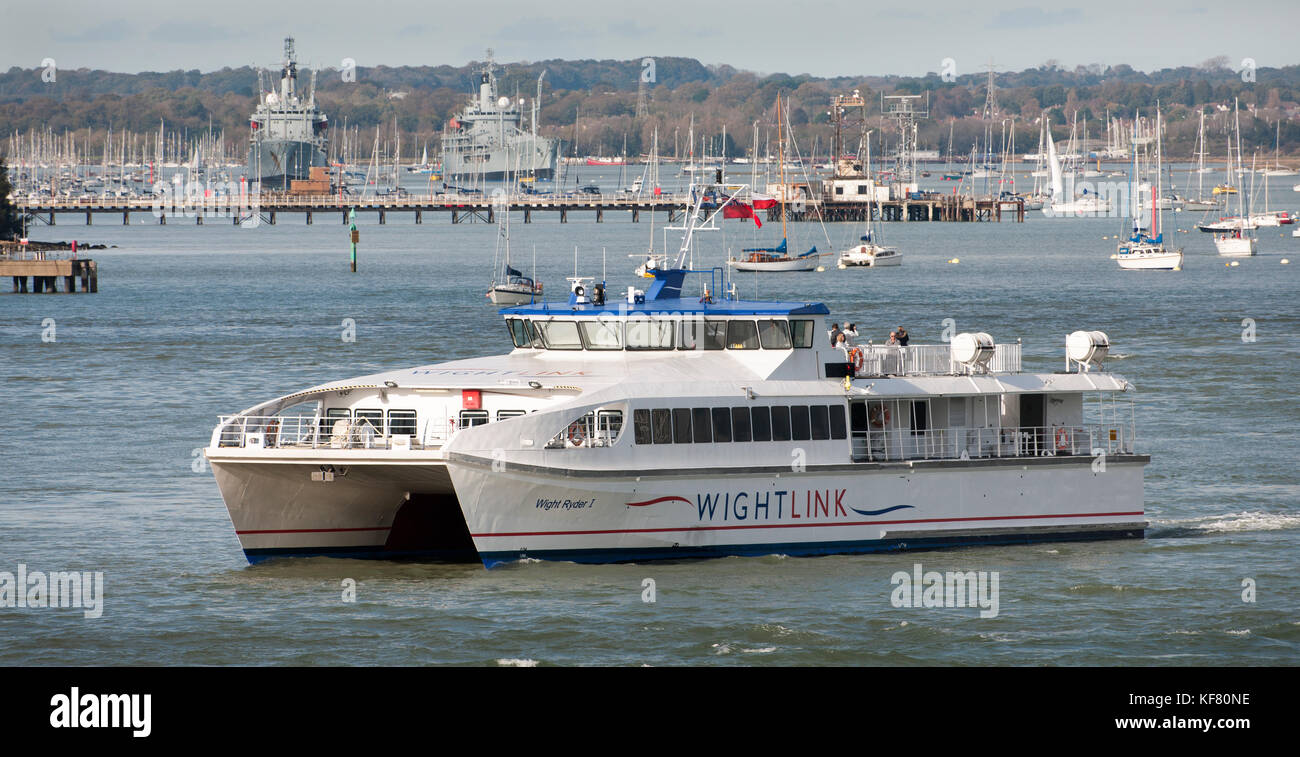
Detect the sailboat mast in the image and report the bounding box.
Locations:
[778,93,786,242]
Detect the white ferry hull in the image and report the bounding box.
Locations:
[208,456,472,562]
[448,455,1147,567]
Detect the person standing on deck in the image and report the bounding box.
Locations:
[896,326,910,346]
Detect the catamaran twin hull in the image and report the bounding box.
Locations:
[210,450,1146,566]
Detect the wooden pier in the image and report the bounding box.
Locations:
[2,257,98,293]
[15,191,1023,225]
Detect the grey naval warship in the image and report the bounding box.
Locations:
[247,37,328,190]
[441,58,560,183]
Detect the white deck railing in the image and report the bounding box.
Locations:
[852,342,1021,377]
[213,415,454,451]
[850,423,1133,463]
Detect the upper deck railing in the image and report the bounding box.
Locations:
[851,342,1021,377]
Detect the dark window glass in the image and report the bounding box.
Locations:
[791,405,811,441]
[758,320,792,349]
[912,401,929,434]
[751,406,772,442]
[810,405,830,440]
[849,402,869,432]
[507,319,530,348]
[692,408,712,443]
[679,319,727,351]
[829,405,847,440]
[771,406,792,441]
[651,408,672,444]
[497,410,526,421]
[712,407,732,443]
[726,320,760,350]
[672,408,693,444]
[388,410,417,437]
[459,410,489,427]
[634,409,652,445]
[790,320,815,348]
[731,407,752,442]
[355,409,384,434]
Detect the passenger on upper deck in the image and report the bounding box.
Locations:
[887,330,899,345]
[843,323,858,346]
[829,323,842,347]
[896,326,910,346]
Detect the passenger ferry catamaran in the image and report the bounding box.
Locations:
[206,185,1148,567]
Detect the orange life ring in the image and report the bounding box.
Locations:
[567,423,586,446]
[868,405,891,429]
[1055,427,1070,450]
[264,418,280,448]
[849,347,864,374]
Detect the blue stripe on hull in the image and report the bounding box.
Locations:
[477,527,1146,568]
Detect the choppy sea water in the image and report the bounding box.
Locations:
[2,175,1298,665]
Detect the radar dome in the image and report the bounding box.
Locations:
[498,96,510,108]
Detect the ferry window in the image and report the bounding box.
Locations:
[652,408,672,444]
[627,318,675,350]
[322,408,350,437]
[459,410,489,428]
[634,409,652,445]
[810,405,830,441]
[726,320,760,350]
[790,320,815,348]
[758,320,792,349]
[579,320,623,350]
[388,410,417,438]
[771,406,792,441]
[597,410,624,443]
[536,320,583,350]
[712,407,733,443]
[497,410,526,421]
[692,408,713,443]
[751,406,772,442]
[679,319,726,350]
[672,408,693,444]
[524,320,543,348]
[731,407,752,442]
[506,319,532,349]
[829,405,847,440]
[911,401,929,435]
[791,405,812,441]
[355,409,384,434]
[849,402,868,432]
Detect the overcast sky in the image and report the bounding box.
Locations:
[4,0,1293,79]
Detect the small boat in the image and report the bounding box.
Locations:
[486,194,543,305]
[586,156,626,166]
[728,239,821,272]
[1116,233,1183,270]
[1197,217,1257,233]
[839,239,901,267]
[1214,228,1256,257]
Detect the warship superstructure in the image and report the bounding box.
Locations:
[247,37,328,189]
[441,57,560,183]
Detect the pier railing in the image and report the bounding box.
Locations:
[850,423,1133,463]
[853,342,1021,377]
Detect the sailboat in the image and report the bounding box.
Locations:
[1212,102,1258,257]
[1182,112,1219,211]
[1116,110,1183,271]
[1042,123,1110,216]
[486,180,543,305]
[728,94,823,272]
[839,134,900,267]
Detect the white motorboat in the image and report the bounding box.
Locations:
[1214,228,1256,257]
[839,241,901,267]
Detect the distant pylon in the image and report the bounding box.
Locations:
[982,59,999,120]
[636,76,649,119]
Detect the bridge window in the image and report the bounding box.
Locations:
[506,319,533,349]
[679,319,726,350]
[627,318,675,350]
[535,320,583,350]
[579,320,623,350]
[726,320,760,350]
[790,320,815,348]
[758,320,792,349]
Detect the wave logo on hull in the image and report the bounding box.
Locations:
[627,490,916,524]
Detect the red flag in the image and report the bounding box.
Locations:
[723,202,762,228]
[751,193,778,210]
